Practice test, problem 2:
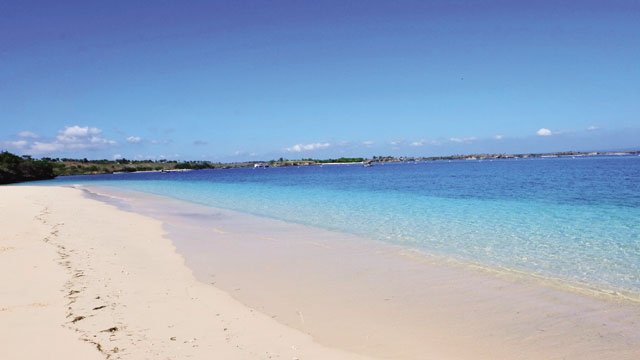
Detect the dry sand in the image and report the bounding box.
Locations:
[0,186,370,360]
[2,185,640,360]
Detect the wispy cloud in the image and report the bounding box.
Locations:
[126,136,142,144]
[193,140,208,146]
[410,140,428,147]
[494,134,504,140]
[362,140,375,147]
[587,125,599,131]
[449,136,477,143]
[286,142,331,152]
[536,128,553,136]
[2,140,29,149]
[232,150,259,157]
[30,142,64,152]
[18,131,39,138]
[150,139,172,145]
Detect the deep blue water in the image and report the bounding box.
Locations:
[43,156,640,295]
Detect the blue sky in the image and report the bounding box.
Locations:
[1,0,638,161]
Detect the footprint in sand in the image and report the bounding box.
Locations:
[211,227,227,234]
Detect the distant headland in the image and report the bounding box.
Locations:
[1,149,638,184]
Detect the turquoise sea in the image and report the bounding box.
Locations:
[45,156,640,296]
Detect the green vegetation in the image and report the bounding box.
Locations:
[0,154,365,182]
[50,158,180,175]
[302,157,365,164]
[0,152,55,184]
[1,149,638,184]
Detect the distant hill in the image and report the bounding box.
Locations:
[0,151,55,184]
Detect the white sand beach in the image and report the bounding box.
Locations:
[1,185,640,360]
[0,186,370,360]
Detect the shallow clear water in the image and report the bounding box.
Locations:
[42,156,640,294]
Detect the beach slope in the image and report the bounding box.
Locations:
[0,186,369,360]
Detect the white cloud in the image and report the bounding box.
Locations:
[54,126,115,149]
[31,141,64,152]
[494,134,504,140]
[193,140,208,146]
[286,142,331,152]
[124,153,180,161]
[587,126,599,131]
[126,136,142,144]
[234,150,259,157]
[150,139,172,145]
[388,139,407,150]
[410,140,428,147]
[113,154,123,160]
[58,125,101,139]
[362,140,374,147]
[0,140,29,150]
[5,125,117,154]
[536,128,552,136]
[18,131,38,138]
[449,136,477,143]
[15,140,29,148]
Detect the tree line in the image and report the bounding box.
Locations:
[0,152,55,184]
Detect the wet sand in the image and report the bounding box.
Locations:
[83,185,640,360]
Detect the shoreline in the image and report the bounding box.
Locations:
[80,185,640,359]
[0,186,370,359]
[82,184,640,305]
[3,185,640,359]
